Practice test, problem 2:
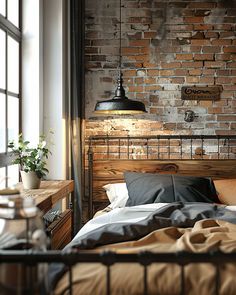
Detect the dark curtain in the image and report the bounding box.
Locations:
[69,0,85,234]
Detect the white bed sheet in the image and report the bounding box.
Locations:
[73,203,236,242]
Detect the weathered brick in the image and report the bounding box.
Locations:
[176,54,193,60]
[85,0,236,144]
[121,47,140,55]
[186,76,200,83]
[205,61,226,68]
[184,17,204,23]
[188,2,216,9]
[159,70,175,76]
[161,62,181,69]
[216,77,232,84]
[147,69,159,76]
[199,77,215,84]
[143,32,157,39]
[215,53,232,61]
[194,54,214,61]
[193,24,213,30]
[199,101,213,107]
[208,107,223,114]
[182,61,203,68]
[129,39,150,46]
[171,77,185,84]
[191,39,211,46]
[223,46,236,53]
[189,69,202,75]
[217,115,236,121]
[202,69,215,75]
[202,46,221,53]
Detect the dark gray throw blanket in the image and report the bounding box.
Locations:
[48,202,236,291]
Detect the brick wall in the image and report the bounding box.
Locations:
[84,0,236,138]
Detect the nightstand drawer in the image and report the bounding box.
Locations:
[46,209,72,249]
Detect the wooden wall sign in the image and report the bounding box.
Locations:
[181,86,221,100]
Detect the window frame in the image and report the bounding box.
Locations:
[0,0,22,186]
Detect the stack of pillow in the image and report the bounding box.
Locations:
[103,172,236,210]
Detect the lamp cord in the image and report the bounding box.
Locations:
[119,0,122,71]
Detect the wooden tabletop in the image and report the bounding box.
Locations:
[17,180,74,214]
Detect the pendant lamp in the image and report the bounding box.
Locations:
[94,0,146,114]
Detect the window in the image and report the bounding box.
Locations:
[0,0,21,188]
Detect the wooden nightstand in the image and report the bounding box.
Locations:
[19,180,74,249]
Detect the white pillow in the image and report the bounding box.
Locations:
[103,183,129,209]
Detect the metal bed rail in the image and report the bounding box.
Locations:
[1,249,236,295]
[88,135,236,160]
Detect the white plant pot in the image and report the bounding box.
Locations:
[20,171,41,189]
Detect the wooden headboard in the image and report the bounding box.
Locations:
[88,135,236,218]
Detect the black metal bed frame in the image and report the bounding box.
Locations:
[88,135,236,217]
[1,249,236,295]
[1,134,236,295]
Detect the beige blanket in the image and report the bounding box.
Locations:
[54,219,236,295]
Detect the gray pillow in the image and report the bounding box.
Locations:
[124,172,219,207]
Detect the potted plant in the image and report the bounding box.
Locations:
[8,133,52,189]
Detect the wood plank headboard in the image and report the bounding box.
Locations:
[88,135,236,218]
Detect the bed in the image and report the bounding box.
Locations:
[1,134,236,295]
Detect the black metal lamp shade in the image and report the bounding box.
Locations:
[94,72,147,114]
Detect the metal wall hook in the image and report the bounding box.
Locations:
[184,110,198,122]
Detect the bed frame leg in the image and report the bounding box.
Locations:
[180,265,185,295]
[143,265,148,295]
[106,265,111,295]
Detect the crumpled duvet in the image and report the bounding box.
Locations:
[51,202,236,295]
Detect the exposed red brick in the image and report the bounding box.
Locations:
[214,24,233,31]
[143,62,158,68]
[123,70,136,77]
[176,54,193,60]
[202,69,215,75]
[208,107,223,114]
[211,39,231,46]
[188,2,216,9]
[121,47,140,55]
[189,69,202,75]
[171,77,185,84]
[202,46,221,53]
[85,0,236,143]
[174,69,188,76]
[191,39,211,46]
[216,69,231,76]
[199,101,213,107]
[135,77,144,84]
[215,53,232,61]
[223,46,236,53]
[129,40,150,46]
[199,77,215,84]
[186,76,200,83]
[144,77,156,84]
[147,69,160,76]
[182,61,203,68]
[161,62,181,69]
[144,32,157,39]
[217,115,236,121]
[193,24,213,30]
[216,77,232,84]
[128,86,143,92]
[159,70,175,76]
[184,17,204,23]
[205,61,226,68]
[194,54,214,61]
[216,130,236,135]
[204,32,219,38]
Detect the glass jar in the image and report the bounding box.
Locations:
[0,188,48,294]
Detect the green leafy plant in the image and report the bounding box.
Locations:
[8,133,52,178]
